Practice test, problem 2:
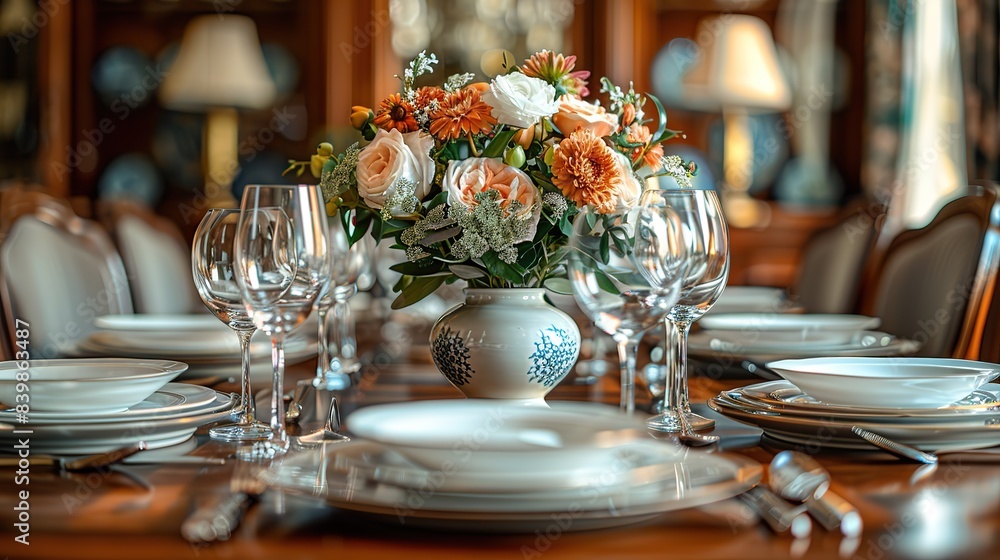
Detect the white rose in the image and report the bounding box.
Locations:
[613,152,642,210]
[356,129,433,215]
[482,73,559,129]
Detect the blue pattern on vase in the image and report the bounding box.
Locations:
[526,325,578,387]
[431,326,473,387]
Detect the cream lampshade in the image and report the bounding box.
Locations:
[160,15,276,207]
[682,15,790,227]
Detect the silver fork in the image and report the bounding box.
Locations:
[181,457,267,543]
[850,425,1000,464]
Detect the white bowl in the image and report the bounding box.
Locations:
[707,287,789,314]
[346,399,656,475]
[765,357,1000,409]
[0,359,188,414]
[699,314,881,345]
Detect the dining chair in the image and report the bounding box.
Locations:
[859,181,1000,358]
[792,199,879,314]
[97,200,201,314]
[0,193,133,359]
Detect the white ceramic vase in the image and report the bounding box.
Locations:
[429,288,581,400]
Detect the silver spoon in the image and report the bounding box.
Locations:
[676,411,719,447]
[769,451,863,537]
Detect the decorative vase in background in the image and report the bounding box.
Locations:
[430,289,581,400]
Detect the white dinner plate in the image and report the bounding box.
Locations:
[708,395,1000,451]
[700,330,898,353]
[346,400,654,475]
[707,287,792,315]
[687,333,920,364]
[94,314,229,332]
[264,439,762,533]
[767,357,1000,409]
[0,383,220,423]
[0,358,187,414]
[0,391,235,454]
[734,381,1000,419]
[698,314,881,344]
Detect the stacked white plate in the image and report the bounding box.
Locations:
[70,314,316,381]
[265,400,762,532]
[0,381,235,454]
[705,287,794,315]
[710,357,1000,451]
[690,313,920,363]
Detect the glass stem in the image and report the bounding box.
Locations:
[315,300,331,379]
[236,328,256,425]
[337,295,357,361]
[269,334,288,449]
[664,319,692,416]
[615,335,639,414]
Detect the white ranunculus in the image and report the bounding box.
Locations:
[356,129,433,215]
[612,151,642,210]
[482,73,559,129]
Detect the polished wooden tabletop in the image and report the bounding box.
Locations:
[3,342,999,560]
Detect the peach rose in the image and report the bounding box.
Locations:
[552,96,618,138]
[612,151,642,210]
[444,157,541,242]
[356,129,434,215]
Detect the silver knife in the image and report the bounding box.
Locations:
[0,442,148,471]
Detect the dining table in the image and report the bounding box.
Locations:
[3,328,1000,560]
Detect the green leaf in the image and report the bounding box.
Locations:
[482,252,527,284]
[649,93,668,143]
[449,264,487,280]
[543,277,573,295]
[593,268,619,295]
[482,129,517,159]
[390,260,444,276]
[425,191,450,210]
[599,233,611,264]
[391,276,446,309]
[379,219,412,238]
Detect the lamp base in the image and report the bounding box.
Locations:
[722,192,772,229]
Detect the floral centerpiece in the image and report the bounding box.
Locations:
[288,49,695,310]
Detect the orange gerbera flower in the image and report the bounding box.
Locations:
[625,124,663,171]
[373,93,419,133]
[428,87,497,141]
[414,86,447,112]
[551,129,621,214]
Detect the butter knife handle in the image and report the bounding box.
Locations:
[181,492,252,543]
[806,491,863,537]
[739,486,812,538]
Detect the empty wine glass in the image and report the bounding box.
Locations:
[191,208,271,441]
[568,205,687,414]
[312,213,375,391]
[639,189,729,432]
[233,185,331,456]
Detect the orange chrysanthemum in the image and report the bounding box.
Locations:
[428,87,497,141]
[414,86,447,112]
[551,129,621,214]
[373,93,419,133]
[625,124,663,171]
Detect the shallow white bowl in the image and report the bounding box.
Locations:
[0,358,188,413]
[707,287,790,314]
[699,314,881,345]
[766,357,1000,409]
[346,399,656,475]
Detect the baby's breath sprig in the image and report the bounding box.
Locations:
[600,77,645,122]
[444,72,476,93]
[398,51,439,96]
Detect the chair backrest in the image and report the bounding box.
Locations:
[793,199,879,314]
[860,182,1000,358]
[97,200,201,314]
[0,195,133,358]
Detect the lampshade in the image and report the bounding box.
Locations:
[160,15,276,111]
[681,15,791,111]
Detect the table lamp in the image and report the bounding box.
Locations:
[682,15,791,227]
[159,15,276,208]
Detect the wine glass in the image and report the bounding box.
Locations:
[233,185,331,456]
[312,213,375,391]
[191,208,271,441]
[568,205,687,414]
[638,189,729,432]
